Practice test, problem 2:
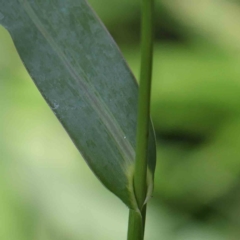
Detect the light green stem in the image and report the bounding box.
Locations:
[127,210,143,240]
[127,0,154,238]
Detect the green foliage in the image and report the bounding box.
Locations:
[0,0,156,210]
[2,0,240,239]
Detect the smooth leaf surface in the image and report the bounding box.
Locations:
[0,0,156,210]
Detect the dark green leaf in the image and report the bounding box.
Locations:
[0,0,156,210]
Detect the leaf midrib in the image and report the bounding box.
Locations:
[18,0,135,169]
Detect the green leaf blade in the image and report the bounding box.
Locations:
[0,0,156,209]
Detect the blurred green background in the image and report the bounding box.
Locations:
[1,0,240,239]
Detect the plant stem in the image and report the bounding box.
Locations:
[127,0,154,238]
[127,210,143,240]
[135,0,154,209]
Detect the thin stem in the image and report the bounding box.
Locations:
[134,0,154,209]
[127,0,154,238]
[127,210,143,240]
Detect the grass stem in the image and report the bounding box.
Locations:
[127,0,154,238]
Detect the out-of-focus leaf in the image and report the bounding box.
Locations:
[0,0,156,210]
[162,0,240,53]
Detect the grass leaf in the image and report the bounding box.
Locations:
[0,0,156,210]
